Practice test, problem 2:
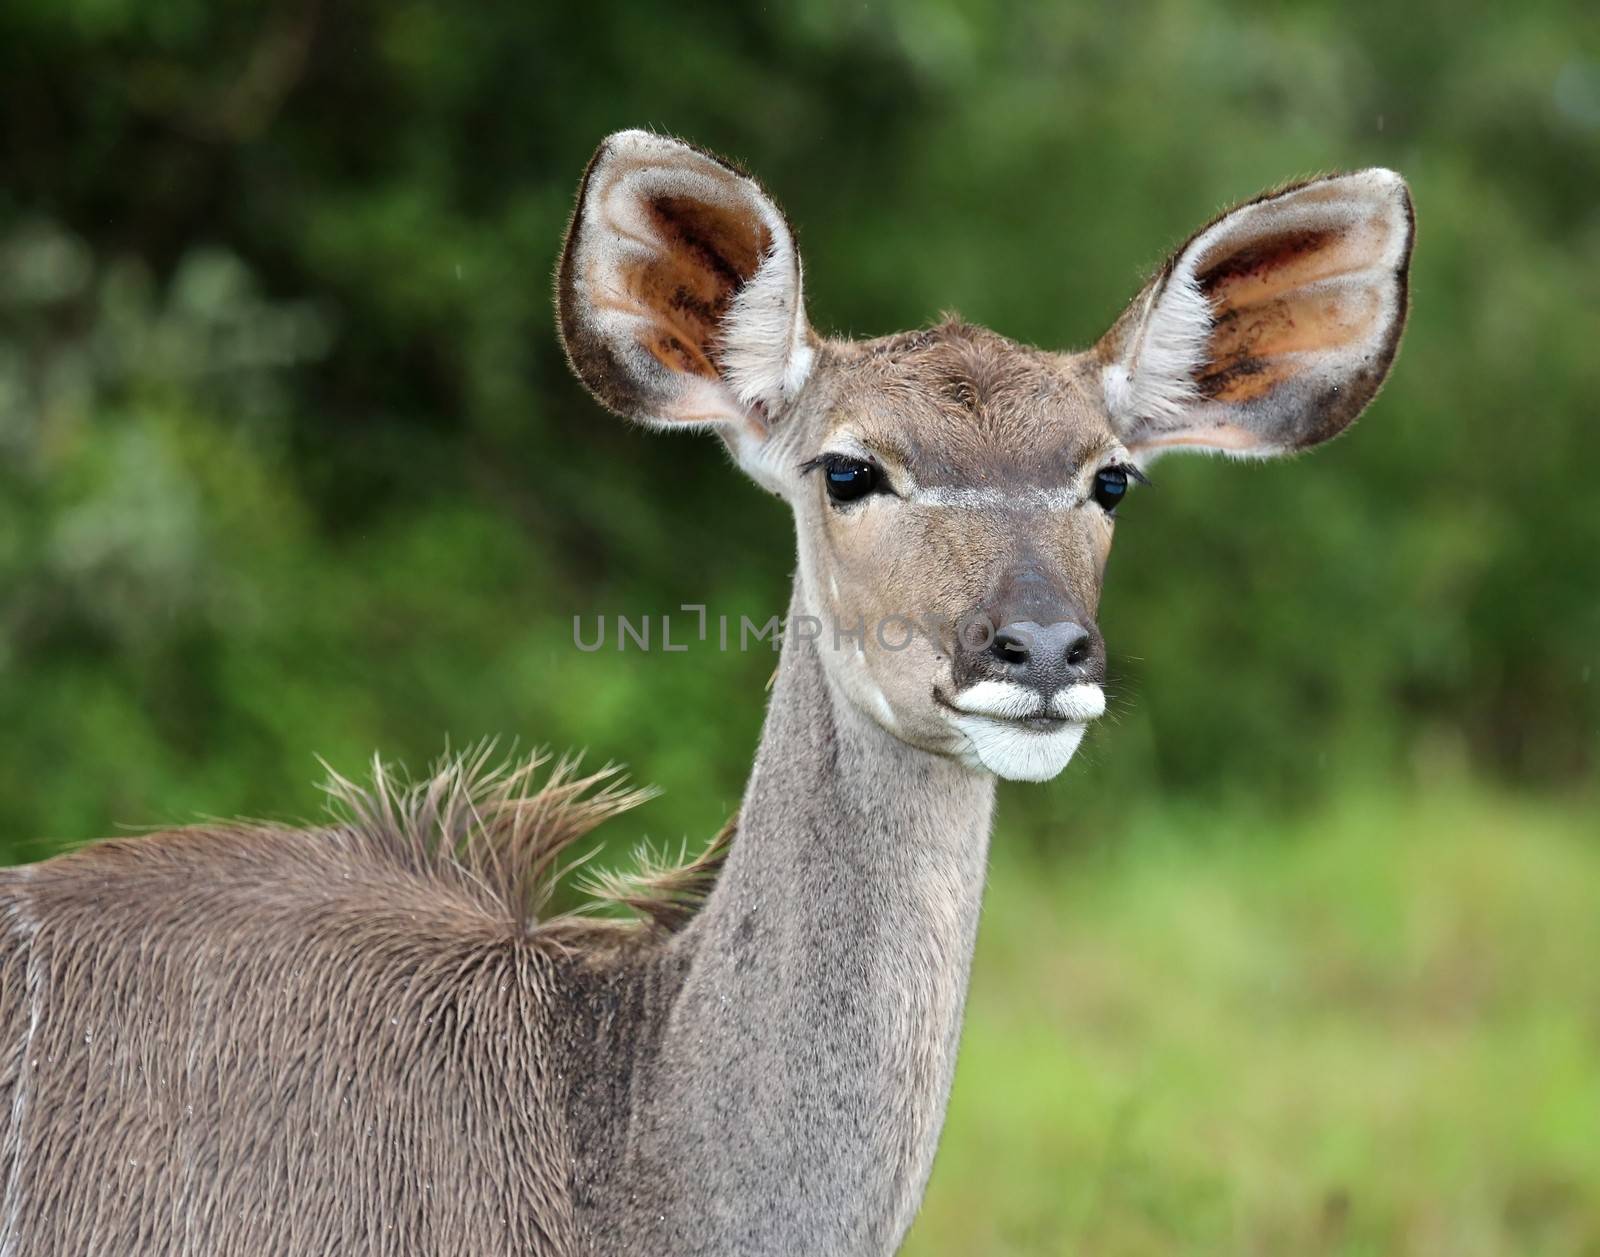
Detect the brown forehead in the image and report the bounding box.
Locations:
[817,321,1115,485]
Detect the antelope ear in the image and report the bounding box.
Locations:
[1096,169,1414,459]
[556,131,814,467]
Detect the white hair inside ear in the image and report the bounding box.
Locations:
[1101,270,1212,425]
[720,223,814,414]
[1099,168,1413,460]
[559,129,815,441]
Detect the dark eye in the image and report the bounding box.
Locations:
[823,457,882,504]
[1092,466,1129,513]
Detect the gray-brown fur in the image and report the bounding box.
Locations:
[0,752,715,1254]
[1,131,1413,1255]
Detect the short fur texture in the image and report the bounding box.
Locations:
[0,752,724,1254]
[2,131,1413,1256]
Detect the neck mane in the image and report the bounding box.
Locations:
[604,584,997,1256]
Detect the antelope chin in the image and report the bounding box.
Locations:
[949,716,1089,781]
[939,682,1104,782]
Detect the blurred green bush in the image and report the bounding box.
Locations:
[1,0,1596,854]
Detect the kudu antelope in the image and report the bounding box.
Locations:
[0,132,1413,1254]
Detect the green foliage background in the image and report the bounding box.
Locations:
[2,1,1597,847]
[1,2,1598,1250]
[3,0,1596,852]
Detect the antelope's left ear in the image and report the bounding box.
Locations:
[1096,169,1414,459]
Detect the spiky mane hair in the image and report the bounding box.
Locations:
[318,746,732,940]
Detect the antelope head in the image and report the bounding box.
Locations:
[558,132,1412,781]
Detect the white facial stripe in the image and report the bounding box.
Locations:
[815,433,1136,510]
[910,486,1084,511]
[907,451,1133,510]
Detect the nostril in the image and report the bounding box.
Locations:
[990,629,1031,667]
[970,618,1098,686]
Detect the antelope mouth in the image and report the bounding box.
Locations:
[933,681,1106,729]
[934,682,1105,782]
[933,698,1069,734]
[1011,713,1071,733]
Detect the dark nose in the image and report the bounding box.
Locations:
[965,618,1105,693]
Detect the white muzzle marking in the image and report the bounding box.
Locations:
[941,680,1105,782]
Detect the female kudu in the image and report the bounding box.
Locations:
[0,132,1412,1255]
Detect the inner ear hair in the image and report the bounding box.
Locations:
[556,131,813,433]
[1101,168,1414,458]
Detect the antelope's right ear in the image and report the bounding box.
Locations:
[556,131,815,462]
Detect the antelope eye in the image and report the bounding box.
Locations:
[1092,466,1129,513]
[823,457,882,504]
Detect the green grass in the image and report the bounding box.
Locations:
[905,788,1600,1257]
